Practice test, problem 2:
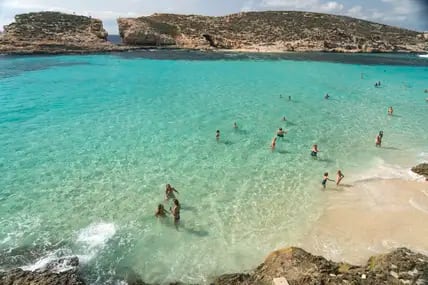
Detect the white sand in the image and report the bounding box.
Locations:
[299,179,428,264]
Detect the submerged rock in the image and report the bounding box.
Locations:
[411,163,428,180]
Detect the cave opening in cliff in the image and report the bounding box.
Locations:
[202,34,217,47]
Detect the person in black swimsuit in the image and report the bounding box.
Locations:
[171,199,181,230]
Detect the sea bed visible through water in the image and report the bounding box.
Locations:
[0,51,427,284]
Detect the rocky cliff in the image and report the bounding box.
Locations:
[0,12,125,54]
[118,11,428,53]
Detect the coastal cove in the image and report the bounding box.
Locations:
[1,51,427,284]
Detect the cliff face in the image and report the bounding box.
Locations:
[118,11,428,53]
[0,12,121,54]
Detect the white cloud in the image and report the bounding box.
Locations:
[260,0,344,13]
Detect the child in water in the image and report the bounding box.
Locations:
[155,204,169,218]
[216,130,220,141]
[336,170,344,186]
[375,132,382,147]
[165,184,179,201]
[322,172,334,189]
[271,137,277,151]
[311,144,319,158]
[171,199,181,229]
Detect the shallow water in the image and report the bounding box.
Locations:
[0,52,427,284]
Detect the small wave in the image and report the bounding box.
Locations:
[76,222,116,263]
[20,249,75,273]
[417,54,428,59]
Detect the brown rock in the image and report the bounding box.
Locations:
[411,163,428,180]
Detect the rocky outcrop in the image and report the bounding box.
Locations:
[412,163,428,180]
[0,256,83,285]
[117,11,428,53]
[1,247,427,284]
[213,247,428,285]
[0,12,131,54]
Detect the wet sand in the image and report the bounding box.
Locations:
[300,178,428,264]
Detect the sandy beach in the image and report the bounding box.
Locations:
[300,178,428,265]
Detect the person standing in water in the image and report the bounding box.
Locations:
[322,172,334,189]
[324,93,330,99]
[281,116,287,121]
[171,199,181,229]
[165,184,179,201]
[277,128,287,139]
[336,170,344,186]
[375,132,382,147]
[155,204,169,218]
[216,130,220,141]
[388,106,393,115]
[311,144,319,158]
[271,137,277,151]
[233,122,238,129]
[288,96,291,101]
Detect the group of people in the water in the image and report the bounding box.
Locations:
[322,170,345,189]
[374,81,382,87]
[155,184,181,229]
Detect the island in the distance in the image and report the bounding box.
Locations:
[1,11,427,55]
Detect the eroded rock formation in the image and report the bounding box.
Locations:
[117,11,428,53]
[0,12,125,54]
[213,247,428,285]
[411,163,428,180]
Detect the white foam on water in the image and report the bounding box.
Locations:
[75,222,117,264]
[20,250,75,273]
[417,54,428,58]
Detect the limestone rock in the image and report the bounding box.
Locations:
[0,12,127,54]
[214,247,428,285]
[411,163,428,180]
[117,11,428,53]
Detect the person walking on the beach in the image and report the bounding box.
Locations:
[171,199,181,229]
[336,170,345,186]
[322,172,334,189]
[155,204,169,218]
[271,137,277,151]
[216,130,220,141]
[388,106,393,115]
[375,132,382,147]
[165,184,179,201]
[311,144,319,158]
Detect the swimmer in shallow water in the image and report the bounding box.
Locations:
[155,204,169,218]
[216,130,220,141]
[324,93,330,99]
[276,128,287,138]
[171,199,181,229]
[311,144,319,158]
[388,106,393,115]
[322,172,334,189]
[271,137,277,151]
[233,122,238,129]
[165,184,179,201]
[336,170,344,186]
[281,116,287,121]
[375,133,382,147]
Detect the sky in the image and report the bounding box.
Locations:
[0,0,427,34]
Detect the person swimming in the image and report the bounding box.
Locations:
[277,128,287,138]
[233,122,238,129]
[171,199,181,229]
[288,96,291,101]
[271,137,277,151]
[324,93,330,99]
[311,144,319,158]
[336,170,344,186]
[165,184,179,201]
[322,172,334,189]
[216,130,220,141]
[155,204,169,218]
[281,116,287,121]
[388,106,393,115]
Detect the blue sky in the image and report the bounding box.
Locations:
[0,0,426,33]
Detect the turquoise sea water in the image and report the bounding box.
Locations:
[0,52,427,284]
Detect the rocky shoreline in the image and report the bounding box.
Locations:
[1,11,427,55]
[1,247,427,285]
